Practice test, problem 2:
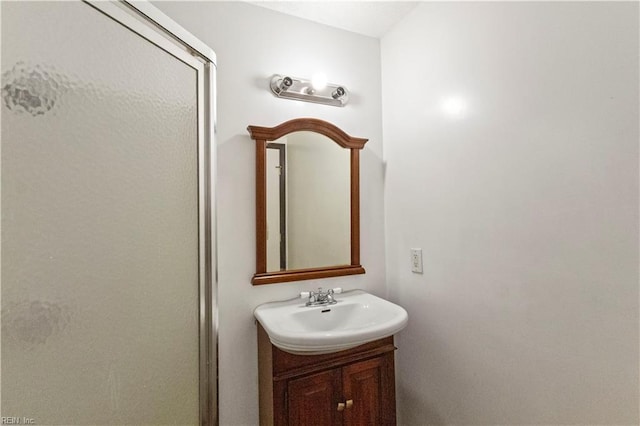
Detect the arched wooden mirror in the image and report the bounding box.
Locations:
[248,118,368,285]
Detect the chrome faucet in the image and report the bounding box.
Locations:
[305,288,337,307]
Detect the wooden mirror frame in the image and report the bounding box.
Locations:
[248,118,368,285]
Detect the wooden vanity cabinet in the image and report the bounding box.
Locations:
[257,324,397,426]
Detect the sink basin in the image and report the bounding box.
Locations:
[254,290,408,355]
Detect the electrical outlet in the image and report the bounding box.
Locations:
[411,248,423,273]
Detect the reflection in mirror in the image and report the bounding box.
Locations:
[266,143,285,270]
[266,132,350,272]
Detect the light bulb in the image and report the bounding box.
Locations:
[311,73,327,91]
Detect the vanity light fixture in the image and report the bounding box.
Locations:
[270,74,349,107]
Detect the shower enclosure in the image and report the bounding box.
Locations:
[1,1,217,424]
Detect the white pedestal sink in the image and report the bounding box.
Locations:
[254,290,408,355]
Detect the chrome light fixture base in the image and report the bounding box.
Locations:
[270,74,349,107]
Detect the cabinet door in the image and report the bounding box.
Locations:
[287,369,343,426]
[342,354,396,426]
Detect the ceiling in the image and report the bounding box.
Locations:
[247,1,419,38]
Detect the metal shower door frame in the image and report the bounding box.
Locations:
[82,1,218,424]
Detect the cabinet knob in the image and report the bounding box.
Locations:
[346,399,354,409]
[337,402,345,411]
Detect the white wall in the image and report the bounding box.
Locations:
[382,2,639,424]
[153,2,385,425]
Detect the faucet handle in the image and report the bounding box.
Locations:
[326,288,336,303]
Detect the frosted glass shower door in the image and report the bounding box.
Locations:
[1,1,215,425]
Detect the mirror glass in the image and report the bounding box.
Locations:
[265,131,350,272]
